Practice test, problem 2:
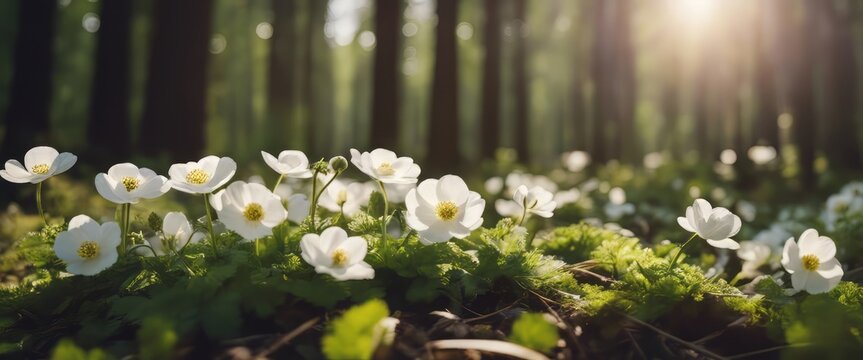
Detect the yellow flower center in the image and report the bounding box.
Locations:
[332,248,349,267]
[243,203,265,222]
[77,241,100,259]
[31,164,50,175]
[801,254,820,271]
[377,162,395,176]
[185,169,210,185]
[337,190,348,205]
[834,202,850,213]
[435,201,459,221]
[121,176,140,192]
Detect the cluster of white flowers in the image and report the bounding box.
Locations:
[2,146,848,295]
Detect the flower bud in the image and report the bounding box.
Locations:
[329,156,348,173]
[311,159,329,174]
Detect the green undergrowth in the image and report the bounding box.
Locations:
[0,217,861,358]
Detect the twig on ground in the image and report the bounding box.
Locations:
[620,312,728,360]
[427,339,549,360]
[255,317,320,358]
[726,343,810,359]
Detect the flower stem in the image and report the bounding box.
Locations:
[309,169,342,232]
[36,182,48,226]
[668,233,698,271]
[272,174,285,193]
[122,203,131,252]
[203,193,218,254]
[377,180,390,251]
[517,200,529,227]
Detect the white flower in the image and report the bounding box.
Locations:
[300,227,374,281]
[0,146,77,184]
[261,150,313,178]
[677,198,742,249]
[285,194,310,223]
[781,229,843,294]
[382,182,415,204]
[349,148,420,184]
[318,179,373,217]
[495,185,556,219]
[504,172,558,196]
[553,188,581,208]
[747,145,777,165]
[144,212,204,256]
[168,156,236,194]
[822,191,863,231]
[405,175,485,245]
[562,151,590,172]
[604,187,634,220]
[484,176,504,194]
[737,241,771,278]
[53,215,120,276]
[210,181,287,241]
[643,152,664,169]
[94,163,171,204]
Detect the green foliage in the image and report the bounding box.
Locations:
[50,340,112,360]
[537,223,632,265]
[137,317,177,360]
[508,313,559,353]
[321,299,389,360]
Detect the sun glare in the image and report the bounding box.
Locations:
[674,0,717,26]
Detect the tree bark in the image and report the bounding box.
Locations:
[754,0,779,147]
[480,0,501,160]
[370,0,401,150]
[140,0,214,161]
[791,1,817,189]
[1,0,56,160]
[590,0,608,163]
[427,0,460,173]
[267,0,296,150]
[88,0,132,166]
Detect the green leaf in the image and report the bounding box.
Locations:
[322,299,389,360]
[137,317,177,360]
[508,313,559,353]
[367,191,385,218]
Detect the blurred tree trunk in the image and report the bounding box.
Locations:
[427,0,459,173]
[819,1,862,170]
[370,0,401,150]
[754,0,779,148]
[614,0,635,162]
[570,1,589,151]
[140,0,213,161]
[268,0,296,150]
[480,0,501,160]
[1,0,55,159]
[590,0,608,163]
[790,2,817,189]
[513,0,529,162]
[301,0,328,156]
[88,0,132,166]
[660,54,680,158]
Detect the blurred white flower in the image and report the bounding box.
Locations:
[754,223,793,251]
[318,179,373,217]
[285,193,310,224]
[169,156,236,194]
[261,150,313,178]
[719,149,737,165]
[677,198,742,249]
[747,145,777,165]
[643,152,664,169]
[735,200,757,222]
[210,181,287,241]
[562,151,590,172]
[95,163,171,204]
[144,212,204,256]
[781,229,843,294]
[484,176,504,194]
[383,182,415,204]
[737,241,771,278]
[822,191,863,231]
[504,172,558,196]
[0,146,77,184]
[495,185,556,219]
[405,175,485,244]
[350,148,420,184]
[553,188,580,208]
[604,187,634,220]
[300,227,374,281]
[53,215,120,276]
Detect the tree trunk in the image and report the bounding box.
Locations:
[819,1,862,170]
[140,0,214,161]
[267,0,296,151]
[590,0,608,163]
[88,0,132,166]
[370,0,401,150]
[513,0,529,162]
[791,1,817,189]
[480,0,501,160]
[427,0,459,173]
[613,0,635,162]
[1,0,55,159]
[754,0,779,147]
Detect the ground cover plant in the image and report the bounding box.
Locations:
[0,145,862,359]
